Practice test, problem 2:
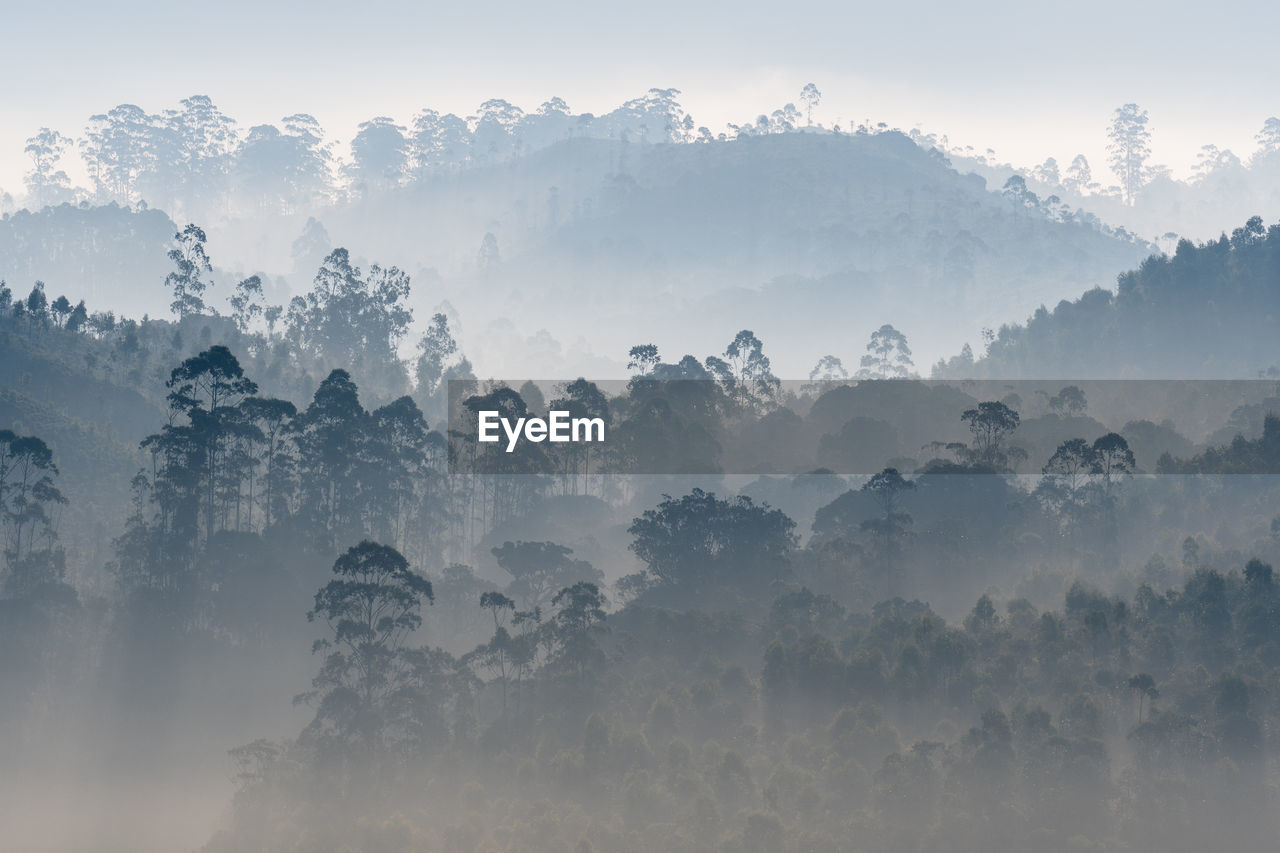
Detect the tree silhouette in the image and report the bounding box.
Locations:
[1107,103,1151,206]
[858,325,914,379]
[165,223,213,318]
[961,401,1021,470]
[304,540,434,750]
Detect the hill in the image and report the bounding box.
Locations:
[934,216,1280,379]
[4,133,1150,377]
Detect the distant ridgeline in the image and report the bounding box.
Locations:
[3,130,1151,373]
[0,204,175,320]
[935,216,1280,379]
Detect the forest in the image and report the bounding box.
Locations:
[4,36,1280,850]
[4,207,1280,851]
[18,85,1280,376]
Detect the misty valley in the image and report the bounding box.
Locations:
[4,56,1280,853]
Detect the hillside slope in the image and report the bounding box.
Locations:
[935,217,1280,379]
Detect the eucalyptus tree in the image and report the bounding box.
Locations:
[1107,103,1152,206]
[858,325,914,379]
[165,223,214,318]
[304,541,434,754]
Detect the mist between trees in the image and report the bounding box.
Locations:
[6,227,1280,851]
[13,89,1280,380]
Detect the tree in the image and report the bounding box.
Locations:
[550,379,610,488]
[49,295,73,329]
[287,249,413,390]
[477,232,501,271]
[1256,117,1280,157]
[477,590,517,715]
[1002,175,1037,209]
[550,581,608,678]
[860,468,915,581]
[1107,104,1151,206]
[1062,154,1093,195]
[1038,437,1099,537]
[961,401,1021,471]
[965,594,1000,633]
[491,540,602,611]
[305,541,434,750]
[66,300,88,333]
[800,83,822,127]
[1244,558,1274,588]
[143,345,260,556]
[1043,438,1095,495]
[410,109,472,174]
[80,104,154,203]
[414,313,459,398]
[1032,157,1060,186]
[346,117,409,193]
[1127,673,1158,724]
[718,329,780,408]
[166,223,213,318]
[229,275,264,332]
[1048,385,1087,416]
[1193,145,1241,182]
[626,489,796,602]
[1090,432,1135,493]
[472,99,525,161]
[1,431,67,568]
[239,395,297,529]
[233,114,333,212]
[23,128,73,207]
[858,325,914,379]
[25,282,48,327]
[808,355,848,385]
[291,369,369,548]
[167,95,237,217]
[627,344,660,375]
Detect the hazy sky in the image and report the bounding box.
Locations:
[3,0,1278,192]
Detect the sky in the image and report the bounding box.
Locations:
[2,0,1278,193]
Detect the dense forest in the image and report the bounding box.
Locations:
[7,20,1280,844]
[5,204,1280,850]
[937,216,1280,378]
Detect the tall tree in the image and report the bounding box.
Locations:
[491,540,602,611]
[1256,117,1280,157]
[714,329,779,410]
[961,401,1021,471]
[80,104,154,203]
[1063,154,1093,194]
[229,275,264,332]
[860,467,915,582]
[23,128,74,207]
[800,83,822,127]
[304,541,434,752]
[165,223,214,318]
[1107,103,1151,206]
[626,489,796,603]
[287,249,413,391]
[1090,432,1135,494]
[347,117,409,193]
[414,313,459,400]
[1,431,67,567]
[627,344,660,375]
[858,325,914,379]
[169,95,238,216]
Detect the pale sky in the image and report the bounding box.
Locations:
[2,0,1277,193]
